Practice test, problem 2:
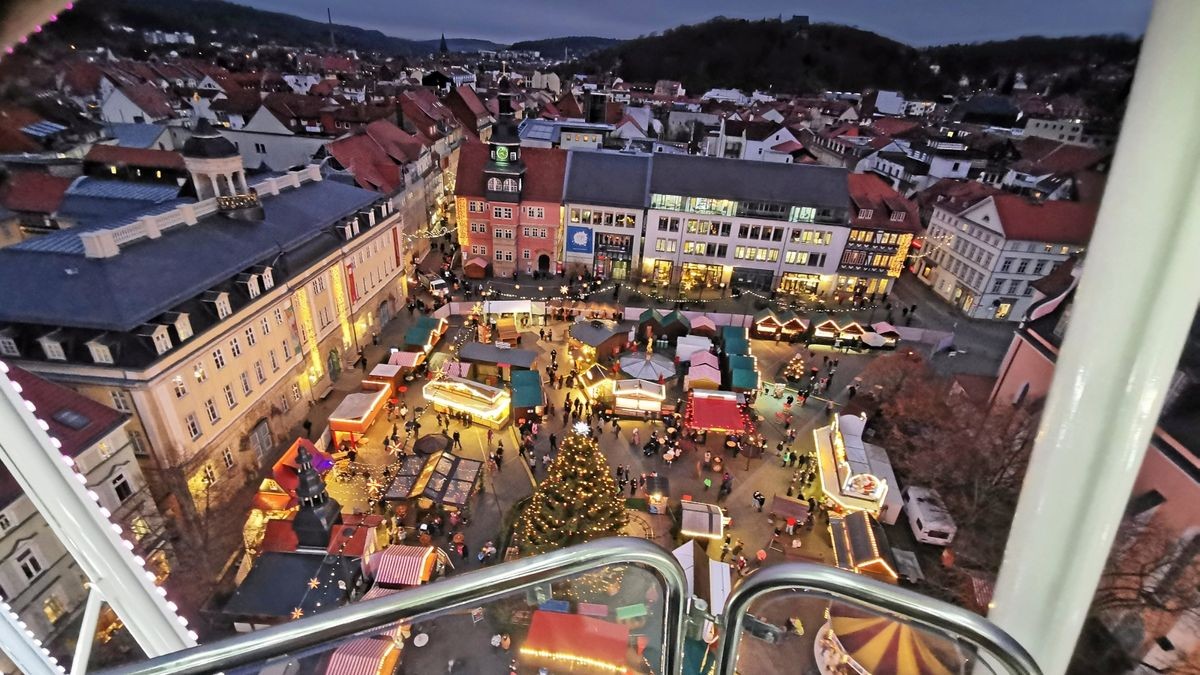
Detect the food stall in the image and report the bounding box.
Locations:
[684,363,722,391]
[464,255,489,279]
[403,316,448,353]
[496,316,520,345]
[613,378,666,418]
[510,369,545,420]
[644,475,670,514]
[675,335,714,363]
[329,380,391,448]
[723,336,751,356]
[730,367,760,393]
[368,545,440,588]
[323,636,400,675]
[387,350,426,378]
[684,391,751,435]
[423,376,511,429]
[812,317,841,343]
[865,321,901,349]
[812,414,901,524]
[638,308,665,338]
[519,610,631,675]
[776,310,809,338]
[830,510,899,582]
[689,315,718,337]
[751,308,783,339]
[569,319,631,363]
[679,501,727,541]
[721,325,749,345]
[579,363,612,401]
[367,363,404,390]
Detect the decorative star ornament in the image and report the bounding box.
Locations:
[308,577,320,589]
[291,607,305,619]
[573,420,590,436]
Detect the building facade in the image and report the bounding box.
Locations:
[836,174,919,297]
[562,151,650,280]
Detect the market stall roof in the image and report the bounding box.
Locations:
[690,315,718,335]
[753,308,779,326]
[520,610,630,673]
[510,370,545,409]
[726,354,757,372]
[644,475,669,497]
[412,434,451,456]
[419,452,484,507]
[813,317,841,334]
[383,454,432,498]
[676,335,714,363]
[770,495,811,523]
[369,363,403,381]
[680,501,726,540]
[724,336,751,355]
[871,321,901,338]
[618,352,675,380]
[776,310,808,330]
[672,540,732,622]
[496,316,520,342]
[661,310,691,329]
[613,378,666,399]
[721,325,748,342]
[569,319,629,348]
[826,603,962,675]
[387,350,424,368]
[831,511,898,582]
[273,438,334,495]
[403,316,446,349]
[639,308,664,325]
[579,362,610,390]
[464,256,488,269]
[686,391,747,433]
[223,551,356,620]
[370,545,437,587]
[458,342,538,369]
[252,478,294,510]
[330,388,388,425]
[840,321,867,337]
[324,637,395,675]
[359,585,401,601]
[691,350,719,369]
[730,368,759,391]
[685,363,722,388]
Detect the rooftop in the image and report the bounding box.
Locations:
[564,151,651,208]
[649,153,848,208]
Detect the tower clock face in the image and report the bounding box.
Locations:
[496,146,510,162]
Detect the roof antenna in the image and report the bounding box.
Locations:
[327,8,336,52]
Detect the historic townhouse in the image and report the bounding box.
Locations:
[0,123,408,534]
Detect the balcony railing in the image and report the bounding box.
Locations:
[97,539,1040,675]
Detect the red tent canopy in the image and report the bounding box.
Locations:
[685,392,748,433]
[520,610,630,673]
[273,438,335,495]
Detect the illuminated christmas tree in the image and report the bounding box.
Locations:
[516,422,628,555]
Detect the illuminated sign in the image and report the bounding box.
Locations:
[565,225,593,254]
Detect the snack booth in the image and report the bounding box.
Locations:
[328,380,392,447]
[613,378,666,418]
[422,376,511,429]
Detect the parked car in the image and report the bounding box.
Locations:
[901,485,957,546]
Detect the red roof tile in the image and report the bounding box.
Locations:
[0,171,73,214]
[119,84,175,119]
[868,118,920,137]
[84,144,185,170]
[63,61,105,95]
[917,179,1001,215]
[990,195,1098,245]
[454,140,566,203]
[847,173,920,233]
[327,132,404,194]
[454,84,488,119]
[1012,138,1108,175]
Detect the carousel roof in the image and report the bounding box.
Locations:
[618,352,676,380]
[826,603,963,675]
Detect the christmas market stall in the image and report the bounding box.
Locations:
[510,369,545,420]
[672,540,731,645]
[690,350,719,370]
[579,362,612,401]
[814,603,964,675]
[751,308,782,339]
[838,321,867,347]
[830,510,899,583]
[689,315,718,337]
[322,636,401,675]
[679,500,727,541]
[684,390,751,451]
[384,451,483,513]
[367,363,404,390]
[812,317,841,344]
[402,316,448,353]
[813,414,901,524]
[659,310,691,343]
[273,439,335,498]
[723,336,751,356]
[613,378,666,418]
[684,363,722,391]
[720,324,749,345]
[386,350,426,378]
[458,341,537,384]
[368,545,440,588]
[569,319,632,364]
[729,366,760,394]
[777,310,809,338]
[464,255,489,279]
[638,308,665,338]
[496,316,520,345]
[518,610,632,674]
[864,321,901,349]
[675,335,714,363]
[329,381,392,448]
[422,376,511,429]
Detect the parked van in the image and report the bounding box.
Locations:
[420,273,448,298]
[901,486,957,546]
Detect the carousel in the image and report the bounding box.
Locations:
[815,604,965,675]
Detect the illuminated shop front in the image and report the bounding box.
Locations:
[422,377,511,429]
[645,258,673,287]
[813,414,901,524]
[778,272,822,296]
[680,263,725,291]
[594,232,635,280]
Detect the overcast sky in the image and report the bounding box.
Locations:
[235,0,1151,46]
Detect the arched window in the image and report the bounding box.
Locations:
[503,178,518,192]
[487,177,501,191]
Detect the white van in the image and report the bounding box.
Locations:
[901,486,957,546]
[419,273,448,298]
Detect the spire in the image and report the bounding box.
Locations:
[291,443,342,548]
[439,33,449,55]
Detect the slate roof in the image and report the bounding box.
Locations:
[458,342,537,369]
[649,153,848,208]
[0,178,379,330]
[103,123,168,149]
[564,151,650,208]
[222,551,357,620]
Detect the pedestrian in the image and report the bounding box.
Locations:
[630,480,637,496]
[732,539,744,557]
[528,454,536,472]
[781,448,790,467]
[452,430,462,450]
[753,491,766,511]
[542,451,551,466]
[720,542,730,562]
[302,418,313,439]
[487,428,494,446]
[611,417,619,433]
[848,385,858,399]
[496,446,504,469]
[549,433,558,451]
[632,428,640,446]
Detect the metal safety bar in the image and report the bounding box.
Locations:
[99,538,691,675]
[715,563,1042,675]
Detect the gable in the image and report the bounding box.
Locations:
[959,199,1005,237]
[243,106,294,135]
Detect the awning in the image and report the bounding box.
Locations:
[370,545,436,587]
[387,351,424,368]
[686,391,747,433]
[465,256,488,269]
[324,637,395,675]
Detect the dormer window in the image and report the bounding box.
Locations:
[137,325,173,356]
[258,266,275,291]
[203,291,232,320]
[86,335,115,364]
[890,211,906,222]
[0,328,18,357]
[858,209,874,219]
[238,273,262,299]
[38,330,66,361]
[165,312,193,342]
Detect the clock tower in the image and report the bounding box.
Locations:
[484,75,525,203]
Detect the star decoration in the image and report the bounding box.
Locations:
[573,420,590,436]
[291,607,305,619]
[307,577,320,589]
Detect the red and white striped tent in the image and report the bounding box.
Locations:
[369,545,437,587]
[324,637,396,675]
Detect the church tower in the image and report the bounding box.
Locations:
[290,445,342,549]
[484,75,525,203]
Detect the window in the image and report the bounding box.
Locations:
[526,206,545,219]
[493,206,513,219]
[269,349,280,372]
[259,317,271,338]
[1016,259,1030,274]
[890,211,906,222]
[223,384,238,410]
[1008,279,1022,294]
[212,348,226,369]
[254,142,266,154]
[245,326,256,347]
[240,371,253,395]
[282,340,292,359]
[0,513,10,531]
[204,398,220,423]
[1033,260,1047,275]
[129,429,148,456]
[487,177,500,191]
[229,337,242,357]
[40,338,65,361]
[16,548,43,580]
[991,279,1004,293]
[110,389,132,412]
[0,336,18,357]
[1000,258,1014,272]
[858,209,874,219]
[261,267,274,290]
[313,275,327,294]
[468,201,485,213]
[291,383,302,401]
[203,464,216,485]
[222,447,235,469]
[254,360,266,384]
[89,341,113,364]
[274,308,284,326]
[280,394,290,413]
[111,471,133,502]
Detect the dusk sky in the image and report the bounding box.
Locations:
[235,0,1152,46]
